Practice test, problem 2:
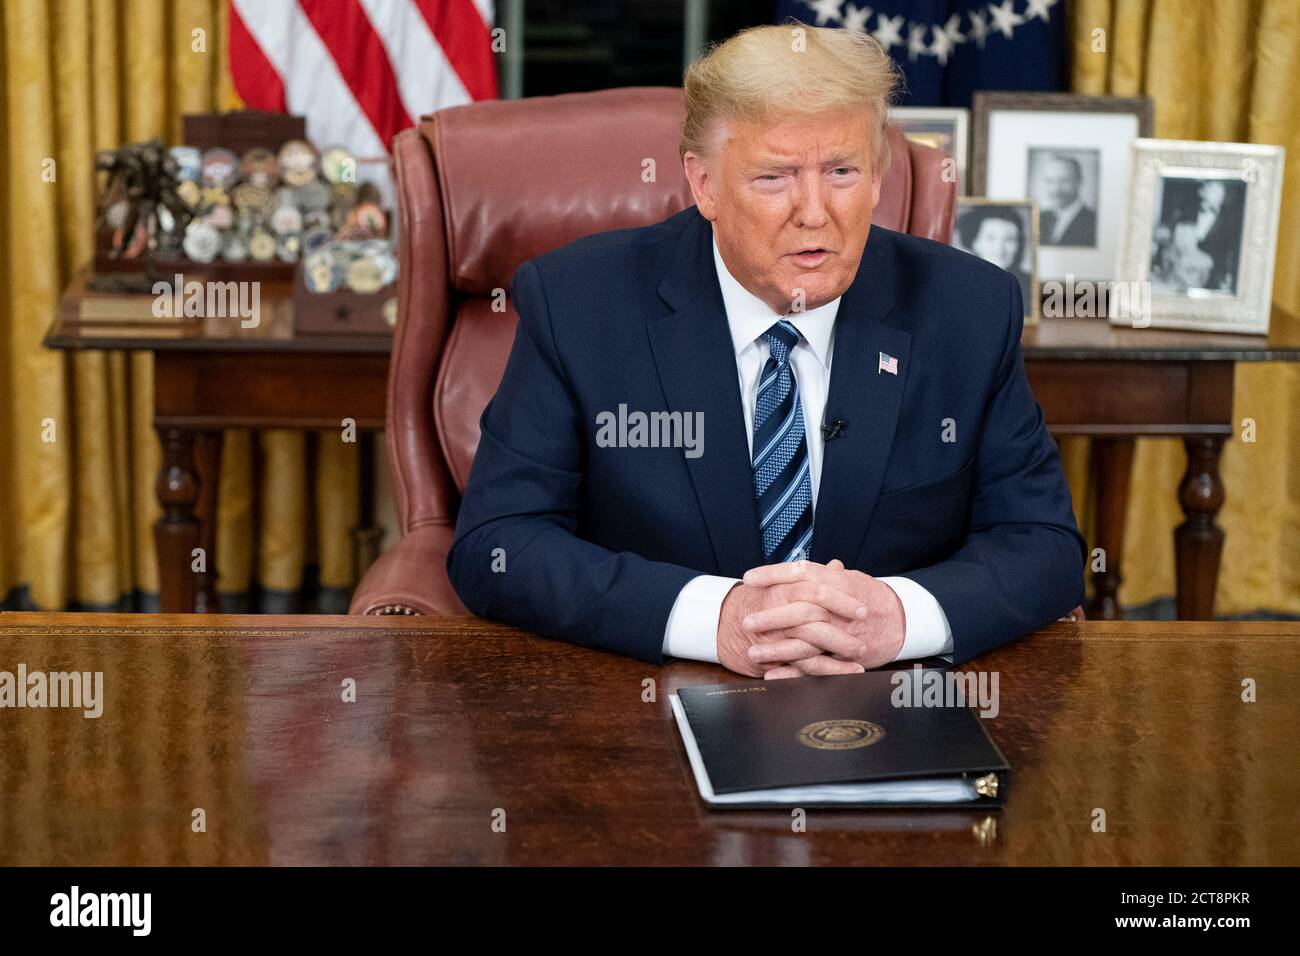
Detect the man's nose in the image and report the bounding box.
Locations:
[792,172,829,228]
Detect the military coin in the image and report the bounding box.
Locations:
[300,225,333,255]
[303,249,341,293]
[320,145,356,184]
[170,145,202,182]
[203,204,234,230]
[248,228,277,262]
[200,147,240,189]
[350,202,387,236]
[176,179,202,209]
[231,182,272,216]
[241,147,280,189]
[269,203,304,236]
[182,221,221,263]
[276,234,301,263]
[277,139,319,186]
[296,180,331,213]
[346,255,385,294]
[221,231,249,262]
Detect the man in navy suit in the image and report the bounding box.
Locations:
[449,26,1085,677]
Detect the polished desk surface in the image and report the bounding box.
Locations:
[0,613,1296,866]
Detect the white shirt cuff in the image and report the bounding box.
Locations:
[662,575,737,662]
[880,576,954,661]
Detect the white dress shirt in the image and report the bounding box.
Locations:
[661,238,954,664]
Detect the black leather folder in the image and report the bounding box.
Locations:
[672,669,1009,809]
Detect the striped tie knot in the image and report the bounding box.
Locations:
[761,320,801,365]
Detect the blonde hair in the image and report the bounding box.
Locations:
[681,23,902,173]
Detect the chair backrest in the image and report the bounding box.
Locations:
[387,87,955,532]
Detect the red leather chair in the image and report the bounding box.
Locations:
[350,87,957,616]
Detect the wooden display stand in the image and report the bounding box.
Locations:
[292,269,396,336]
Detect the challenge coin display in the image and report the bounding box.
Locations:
[148,136,391,269]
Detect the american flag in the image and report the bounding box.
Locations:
[228,0,497,196]
[879,351,899,375]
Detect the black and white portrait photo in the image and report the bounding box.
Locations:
[1148,176,1247,295]
[952,199,1038,322]
[1028,148,1099,247]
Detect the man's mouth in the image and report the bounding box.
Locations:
[789,248,831,267]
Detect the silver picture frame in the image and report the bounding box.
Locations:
[1112,138,1285,335]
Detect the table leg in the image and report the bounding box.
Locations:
[154,426,200,613]
[1087,437,1134,621]
[194,431,224,613]
[1176,436,1226,620]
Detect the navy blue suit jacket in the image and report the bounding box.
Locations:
[449,206,1085,665]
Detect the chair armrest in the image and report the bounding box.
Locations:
[349,524,468,615]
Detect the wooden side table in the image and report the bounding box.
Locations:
[1022,304,1300,620]
[46,276,391,613]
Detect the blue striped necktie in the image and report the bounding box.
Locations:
[752,319,814,563]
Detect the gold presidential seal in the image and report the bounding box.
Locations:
[796,719,885,750]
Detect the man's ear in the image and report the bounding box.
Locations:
[868,171,882,213]
[682,151,717,221]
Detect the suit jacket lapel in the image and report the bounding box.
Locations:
[811,230,911,566]
[647,211,765,575]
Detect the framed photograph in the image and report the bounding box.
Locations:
[951,198,1039,324]
[1112,139,1285,335]
[971,92,1153,282]
[889,106,970,194]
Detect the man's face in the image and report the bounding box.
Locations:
[683,108,881,314]
[1041,159,1081,210]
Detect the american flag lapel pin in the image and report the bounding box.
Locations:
[878,351,899,375]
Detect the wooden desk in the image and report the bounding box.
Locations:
[46,291,1300,620]
[0,613,1295,866]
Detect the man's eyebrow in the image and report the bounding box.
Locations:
[746,152,864,171]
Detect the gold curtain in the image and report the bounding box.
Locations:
[1062,0,1300,615]
[0,0,358,611]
